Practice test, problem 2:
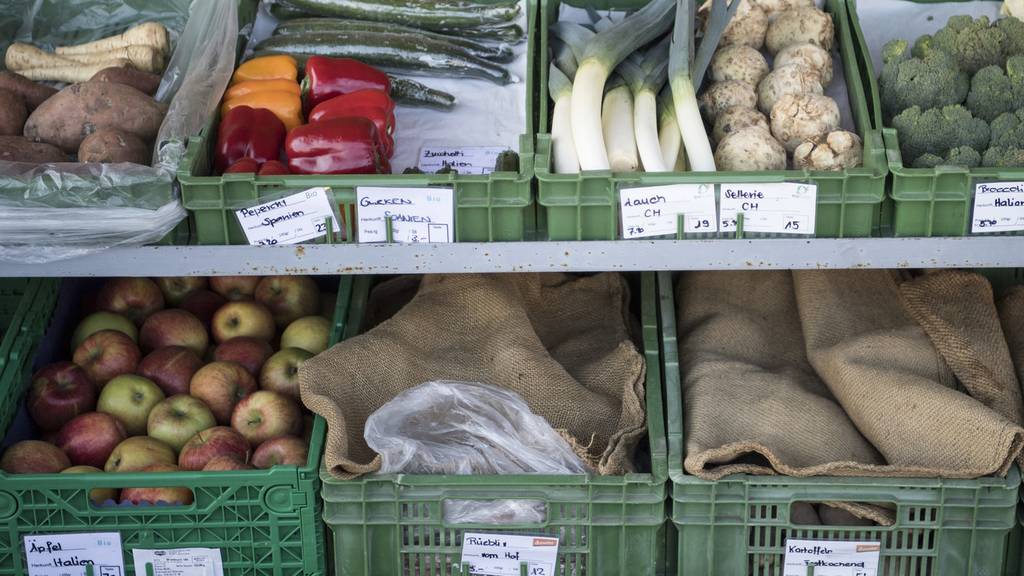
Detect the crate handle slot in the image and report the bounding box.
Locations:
[442,498,548,527]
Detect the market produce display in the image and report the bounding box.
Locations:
[881,14,1024,168]
[547,0,864,174]
[0,276,331,505]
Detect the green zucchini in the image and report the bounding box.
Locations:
[389,78,456,109]
[256,32,513,84]
[451,22,524,42]
[270,3,313,20]
[279,0,519,31]
[275,18,517,62]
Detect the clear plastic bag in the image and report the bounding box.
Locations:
[0,0,241,263]
[364,381,589,475]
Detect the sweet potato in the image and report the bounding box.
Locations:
[78,129,150,164]
[0,90,27,136]
[0,136,66,163]
[90,67,161,96]
[23,82,166,153]
[0,71,57,110]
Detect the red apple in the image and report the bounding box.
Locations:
[61,465,119,504]
[0,440,70,474]
[211,301,276,343]
[137,346,203,397]
[178,426,251,471]
[57,412,127,468]
[97,374,165,436]
[28,362,97,431]
[259,348,313,399]
[251,435,308,468]
[96,278,165,325]
[280,316,331,354]
[155,276,208,306]
[147,395,216,452]
[231,390,303,446]
[139,309,209,356]
[202,455,254,471]
[72,329,141,386]
[189,361,258,424]
[105,436,176,472]
[255,276,321,328]
[214,337,274,376]
[210,276,261,301]
[179,289,227,328]
[72,311,138,350]
[120,464,194,505]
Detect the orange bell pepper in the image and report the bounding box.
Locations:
[231,55,298,84]
[222,91,304,130]
[225,79,301,101]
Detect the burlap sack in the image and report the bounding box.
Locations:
[794,269,1023,478]
[300,273,647,479]
[999,285,1024,402]
[678,271,883,480]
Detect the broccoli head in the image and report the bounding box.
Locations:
[990,109,1024,148]
[965,56,1024,121]
[879,39,970,121]
[893,105,990,164]
[983,146,1024,167]
[997,16,1024,58]
[911,147,982,168]
[916,15,1008,75]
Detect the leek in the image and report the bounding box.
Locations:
[668,0,736,171]
[549,63,579,174]
[657,85,684,170]
[552,38,578,78]
[620,40,670,172]
[602,75,639,172]
[571,0,675,170]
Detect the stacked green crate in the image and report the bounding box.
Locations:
[0,278,360,576]
[534,0,887,240]
[319,273,668,576]
[656,271,1020,575]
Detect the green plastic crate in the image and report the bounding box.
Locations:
[0,279,59,384]
[176,0,538,245]
[846,0,1024,237]
[320,273,668,576]
[656,271,1020,576]
[534,0,887,240]
[0,277,362,576]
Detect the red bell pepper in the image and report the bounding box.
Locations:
[285,117,390,175]
[308,89,396,158]
[258,160,290,175]
[302,56,391,111]
[215,106,286,174]
[224,158,261,174]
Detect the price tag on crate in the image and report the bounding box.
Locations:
[971,182,1024,233]
[418,146,508,175]
[24,532,124,576]
[782,539,880,576]
[133,547,224,576]
[235,187,340,246]
[719,183,817,235]
[356,186,454,243]
[460,533,559,576]
[619,184,718,239]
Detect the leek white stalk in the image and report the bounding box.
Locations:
[549,63,579,174]
[620,41,670,172]
[571,0,675,170]
[602,79,639,172]
[657,86,684,170]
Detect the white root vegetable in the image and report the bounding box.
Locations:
[756,63,822,114]
[765,7,834,54]
[710,44,769,86]
[793,130,863,171]
[65,45,165,74]
[602,84,639,172]
[4,43,80,71]
[775,42,833,85]
[56,22,169,57]
[750,0,813,17]
[701,1,768,50]
[770,92,840,152]
[713,106,769,144]
[714,126,786,170]
[16,60,131,84]
[700,80,757,121]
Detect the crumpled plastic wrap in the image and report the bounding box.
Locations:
[364,380,588,525]
[0,0,242,263]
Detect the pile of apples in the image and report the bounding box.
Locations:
[0,275,333,506]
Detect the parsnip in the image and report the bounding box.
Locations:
[4,43,79,71]
[17,60,131,84]
[65,45,165,74]
[55,22,169,57]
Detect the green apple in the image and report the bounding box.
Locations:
[97,375,165,436]
[280,316,330,355]
[72,311,138,350]
[259,348,313,400]
[147,395,217,452]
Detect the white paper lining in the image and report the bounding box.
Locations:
[557,0,855,134]
[249,1,529,173]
